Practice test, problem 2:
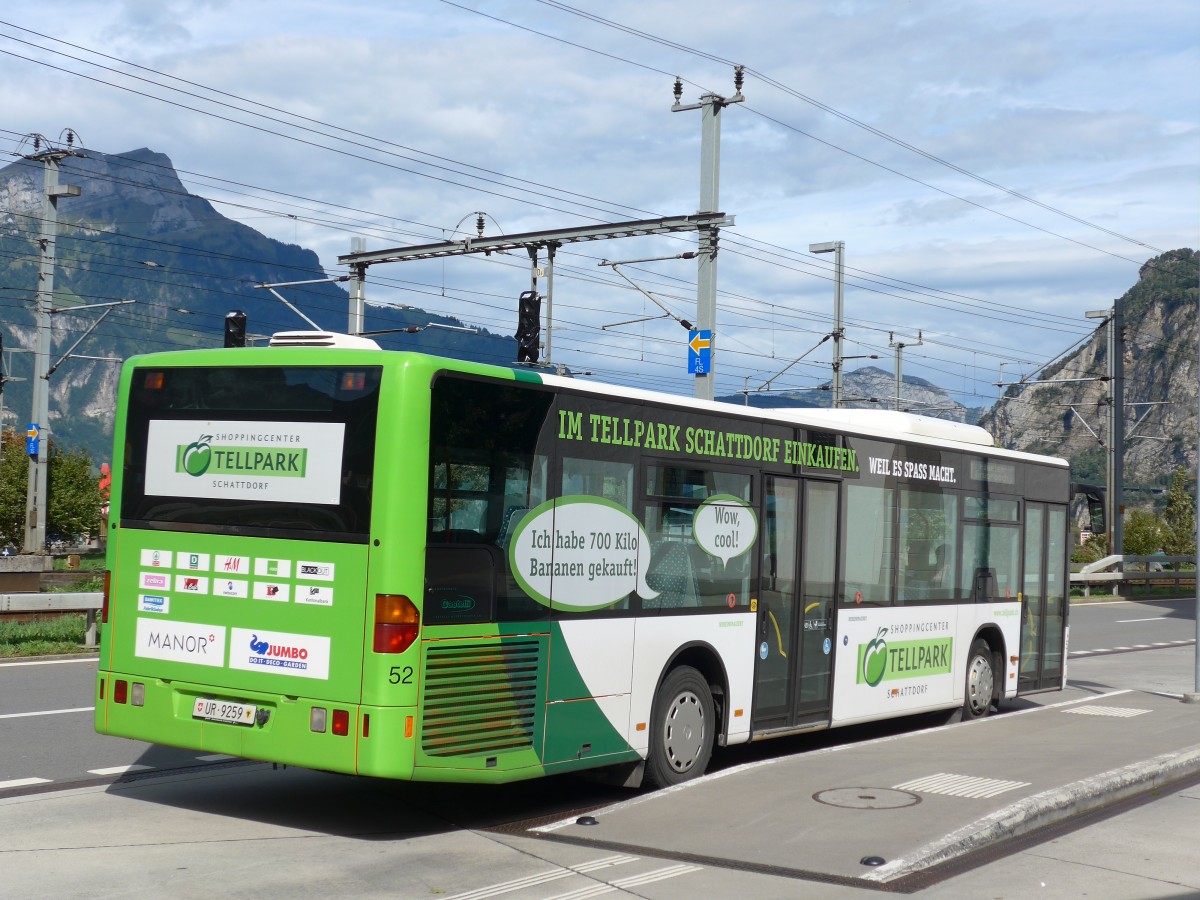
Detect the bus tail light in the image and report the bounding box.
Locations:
[102,570,111,624]
[332,710,350,736]
[114,680,128,704]
[374,594,419,654]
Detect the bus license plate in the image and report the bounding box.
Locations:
[193,698,256,726]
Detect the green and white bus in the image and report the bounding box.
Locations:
[96,332,1069,787]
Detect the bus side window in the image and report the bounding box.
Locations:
[842,483,894,606]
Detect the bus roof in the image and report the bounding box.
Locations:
[133,336,1065,469]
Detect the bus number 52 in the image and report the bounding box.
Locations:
[389,666,413,684]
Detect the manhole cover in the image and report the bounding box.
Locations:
[813,788,921,809]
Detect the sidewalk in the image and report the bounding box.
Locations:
[532,688,1200,889]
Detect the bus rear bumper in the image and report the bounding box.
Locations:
[94,670,418,780]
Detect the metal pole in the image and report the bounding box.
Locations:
[1111,299,1125,558]
[1192,269,1199,700]
[694,95,722,402]
[833,242,845,409]
[890,331,923,411]
[24,153,77,554]
[810,241,846,409]
[544,243,557,367]
[348,237,366,336]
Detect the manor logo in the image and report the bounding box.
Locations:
[135,619,226,668]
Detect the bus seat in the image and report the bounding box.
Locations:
[645,541,699,609]
[495,505,529,549]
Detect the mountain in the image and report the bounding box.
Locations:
[719,366,982,423]
[979,249,1198,491]
[0,148,518,463]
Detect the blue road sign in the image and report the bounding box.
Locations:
[26,423,39,457]
[688,330,712,374]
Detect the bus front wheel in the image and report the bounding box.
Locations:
[644,666,715,789]
[964,639,995,720]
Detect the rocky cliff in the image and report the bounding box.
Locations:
[980,249,1198,489]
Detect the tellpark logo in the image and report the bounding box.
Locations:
[856,627,953,686]
[176,433,308,479]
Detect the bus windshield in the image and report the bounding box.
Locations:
[119,365,381,542]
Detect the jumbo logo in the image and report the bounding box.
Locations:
[248,633,309,660]
[230,628,330,680]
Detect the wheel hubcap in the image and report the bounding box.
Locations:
[967,655,994,715]
[664,690,705,772]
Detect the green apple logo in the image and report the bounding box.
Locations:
[182,434,213,477]
[862,627,889,686]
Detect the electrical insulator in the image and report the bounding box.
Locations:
[673,77,683,104]
[476,213,485,238]
[734,65,744,93]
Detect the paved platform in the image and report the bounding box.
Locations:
[532,688,1200,889]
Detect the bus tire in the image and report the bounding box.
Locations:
[644,666,715,789]
[964,639,995,720]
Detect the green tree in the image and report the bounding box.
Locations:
[1123,508,1165,556]
[1162,467,1196,556]
[0,431,101,548]
[1071,532,1107,565]
[0,430,27,546]
[47,444,101,540]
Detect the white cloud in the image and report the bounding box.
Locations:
[0,0,1194,405]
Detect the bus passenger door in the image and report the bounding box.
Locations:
[753,477,839,731]
[1020,502,1068,692]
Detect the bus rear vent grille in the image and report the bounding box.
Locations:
[421,640,541,758]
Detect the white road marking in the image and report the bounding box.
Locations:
[1064,705,1152,718]
[611,864,703,888]
[540,863,701,900]
[447,855,637,900]
[1115,617,1168,623]
[0,658,96,668]
[0,777,52,789]
[0,706,93,720]
[893,773,1031,799]
[87,764,153,776]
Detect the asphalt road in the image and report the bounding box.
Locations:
[2,596,1196,792]
[1067,595,1197,655]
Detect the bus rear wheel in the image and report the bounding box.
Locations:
[644,666,715,789]
[964,639,995,720]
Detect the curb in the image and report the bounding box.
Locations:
[862,743,1200,882]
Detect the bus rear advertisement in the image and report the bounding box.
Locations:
[96,336,1068,788]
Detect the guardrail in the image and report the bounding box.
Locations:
[0,592,103,647]
[1071,555,1196,598]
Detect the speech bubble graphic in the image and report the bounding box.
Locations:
[509,497,658,611]
[694,494,758,567]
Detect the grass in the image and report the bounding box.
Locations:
[52,551,106,571]
[0,614,94,657]
[47,575,105,592]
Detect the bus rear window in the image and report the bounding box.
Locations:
[120,365,381,542]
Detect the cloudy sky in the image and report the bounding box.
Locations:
[2,0,1196,408]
